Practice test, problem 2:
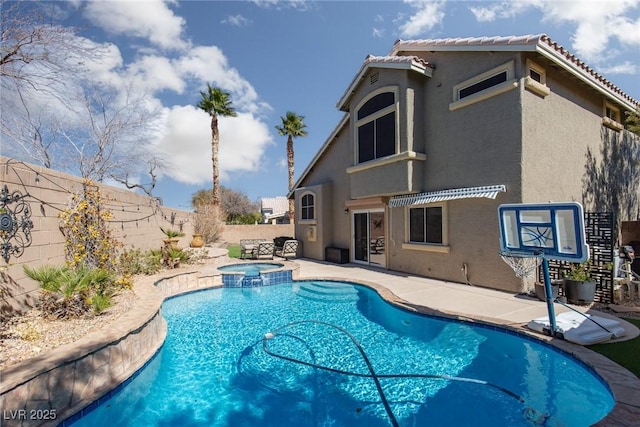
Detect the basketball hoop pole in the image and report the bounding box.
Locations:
[541,256,559,337]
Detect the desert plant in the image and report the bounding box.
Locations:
[191,204,225,244]
[88,288,116,314]
[23,264,116,319]
[59,181,121,270]
[161,227,185,238]
[162,246,190,269]
[564,261,594,282]
[118,247,163,276]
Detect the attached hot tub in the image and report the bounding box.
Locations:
[217,262,291,287]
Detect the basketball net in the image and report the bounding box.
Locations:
[499,251,542,278]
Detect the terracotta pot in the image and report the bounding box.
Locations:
[163,238,180,249]
[190,233,204,248]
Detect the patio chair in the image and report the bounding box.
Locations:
[253,241,275,260]
[371,237,385,254]
[276,240,299,260]
[240,239,264,259]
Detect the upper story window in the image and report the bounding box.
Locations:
[301,193,315,220]
[450,61,517,111]
[459,72,507,99]
[356,89,397,164]
[602,100,623,131]
[524,59,550,98]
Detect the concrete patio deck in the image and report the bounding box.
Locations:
[292,258,640,340]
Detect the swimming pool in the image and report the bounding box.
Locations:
[64,281,614,426]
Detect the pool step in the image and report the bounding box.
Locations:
[295,282,359,303]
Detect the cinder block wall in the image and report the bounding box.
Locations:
[0,157,194,318]
[221,224,294,244]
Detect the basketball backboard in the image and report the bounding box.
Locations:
[498,202,589,262]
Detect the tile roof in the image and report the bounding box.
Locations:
[261,196,289,215]
[363,54,433,69]
[391,34,638,109]
[337,54,433,111]
[537,34,637,107]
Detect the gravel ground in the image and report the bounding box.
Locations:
[0,289,137,370]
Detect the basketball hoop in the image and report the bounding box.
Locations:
[499,250,542,278]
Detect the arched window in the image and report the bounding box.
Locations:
[301,193,315,220]
[356,90,397,164]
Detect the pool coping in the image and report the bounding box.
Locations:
[1,258,637,426]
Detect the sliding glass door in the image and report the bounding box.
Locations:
[352,210,385,267]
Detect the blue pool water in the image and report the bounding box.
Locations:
[218,262,284,276]
[66,281,614,426]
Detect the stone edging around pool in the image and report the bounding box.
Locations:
[1,261,637,426]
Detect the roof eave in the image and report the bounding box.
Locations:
[535,43,638,111]
[337,60,433,112]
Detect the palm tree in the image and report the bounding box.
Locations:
[276,111,308,221]
[196,84,236,207]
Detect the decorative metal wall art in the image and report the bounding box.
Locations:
[0,184,34,263]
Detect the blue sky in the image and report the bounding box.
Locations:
[4,1,640,210]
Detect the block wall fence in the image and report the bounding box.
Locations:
[0,157,294,318]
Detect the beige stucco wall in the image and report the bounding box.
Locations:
[0,157,194,317]
[294,122,353,256]
[520,53,607,203]
[294,48,636,293]
[294,182,332,260]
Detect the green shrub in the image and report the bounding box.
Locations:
[118,247,162,276]
[162,246,190,269]
[24,265,116,319]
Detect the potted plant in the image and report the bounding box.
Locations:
[562,261,597,304]
[160,227,185,249]
[190,216,205,248]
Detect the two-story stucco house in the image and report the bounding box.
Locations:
[289,34,639,293]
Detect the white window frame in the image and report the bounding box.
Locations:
[602,100,624,131]
[524,59,550,97]
[354,86,399,164]
[449,61,518,111]
[299,192,316,223]
[402,202,450,253]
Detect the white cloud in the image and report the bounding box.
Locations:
[372,28,385,38]
[155,106,274,185]
[83,0,188,50]
[251,0,311,11]
[469,0,541,22]
[399,0,446,37]
[222,14,252,27]
[467,0,640,68]
[176,46,270,115]
[600,61,639,75]
[127,55,185,93]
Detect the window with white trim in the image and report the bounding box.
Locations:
[527,60,545,84]
[356,89,397,164]
[409,205,443,244]
[450,61,516,110]
[300,193,315,220]
[602,101,623,131]
[524,59,550,97]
